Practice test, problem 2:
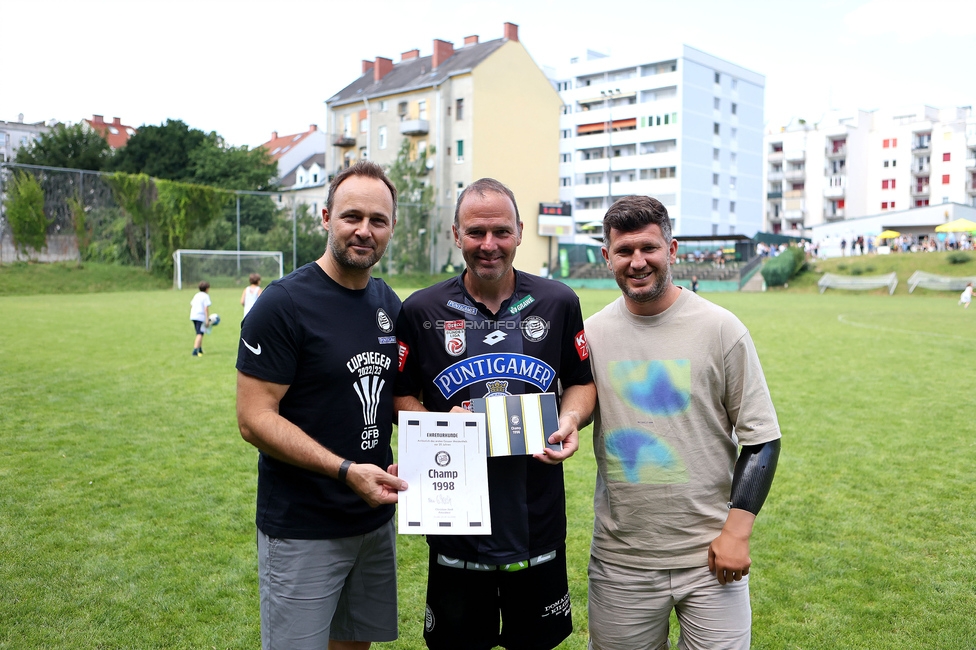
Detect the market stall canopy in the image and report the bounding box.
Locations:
[877,230,901,239]
[934,218,976,233]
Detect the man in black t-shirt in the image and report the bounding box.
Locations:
[395,178,596,650]
[237,161,407,650]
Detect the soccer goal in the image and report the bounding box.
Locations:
[907,271,976,293]
[818,272,898,295]
[173,249,284,290]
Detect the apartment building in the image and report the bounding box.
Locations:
[325,22,561,274]
[765,105,976,234]
[1,114,53,162]
[551,45,766,239]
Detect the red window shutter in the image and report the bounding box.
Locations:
[882,180,889,189]
[892,138,897,147]
[891,201,895,209]
[838,199,845,209]
[883,139,889,148]
[891,178,896,189]
[943,152,951,162]
[943,174,950,184]
[882,202,888,209]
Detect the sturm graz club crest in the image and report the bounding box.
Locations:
[521,316,549,342]
[376,308,393,333]
[435,451,451,467]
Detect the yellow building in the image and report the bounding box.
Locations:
[325,22,561,274]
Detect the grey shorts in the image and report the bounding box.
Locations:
[588,555,751,650]
[257,519,397,650]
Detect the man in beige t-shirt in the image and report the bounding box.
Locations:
[585,195,781,650]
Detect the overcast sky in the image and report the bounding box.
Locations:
[3,0,975,148]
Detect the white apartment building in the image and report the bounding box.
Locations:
[1,114,53,162]
[551,45,766,238]
[765,105,976,234]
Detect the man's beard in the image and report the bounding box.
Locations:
[617,263,672,304]
[328,235,383,270]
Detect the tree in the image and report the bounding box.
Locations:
[109,119,207,181]
[386,139,435,273]
[244,203,327,274]
[15,123,112,171]
[3,171,48,258]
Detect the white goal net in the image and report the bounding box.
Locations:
[818,272,898,295]
[173,249,284,290]
[907,271,976,293]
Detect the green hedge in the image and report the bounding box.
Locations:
[760,245,806,287]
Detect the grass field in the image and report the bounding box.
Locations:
[2,280,976,648]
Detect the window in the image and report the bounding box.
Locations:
[379,101,388,112]
[712,198,719,210]
[398,102,408,118]
[883,139,890,148]
[892,159,897,166]
[713,148,720,161]
[892,138,898,147]
[731,128,737,141]
[731,103,737,115]
[456,140,464,163]
[731,79,738,90]
[663,114,669,125]
[891,178,896,189]
[561,129,572,139]
[418,141,427,156]
[713,123,720,135]
[418,100,427,120]
[712,224,719,235]
[343,114,352,136]
[882,180,889,189]
[891,201,896,209]
[712,173,719,185]
[730,152,736,164]
[456,98,464,120]
[560,153,571,163]
[713,98,721,110]
[378,126,387,150]
[714,72,721,83]
[943,152,951,162]
[730,176,737,189]
[560,177,571,187]
[456,182,464,202]
[730,201,736,213]
[882,202,888,209]
[884,160,889,167]
[359,146,367,160]
[943,174,950,184]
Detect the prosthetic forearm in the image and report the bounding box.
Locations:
[729,438,780,515]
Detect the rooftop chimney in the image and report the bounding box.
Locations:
[401,49,420,61]
[272,131,278,140]
[92,114,105,124]
[309,124,318,132]
[362,60,375,75]
[374,56,393,81]
[464,35,479,46]
[432,39,455,69]
[113,117,122,126]
[503,22,519,42]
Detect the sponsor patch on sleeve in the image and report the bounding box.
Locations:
[574,330,589,361]
[397,340,409,372]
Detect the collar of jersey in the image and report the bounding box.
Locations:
[455,269,524,320]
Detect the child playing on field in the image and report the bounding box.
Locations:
[960,282,973,309]
[241,273,262,318]
[190,281,212,356]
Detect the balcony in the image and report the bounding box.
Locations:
[767,171,783,182]
[967,179,976,194]
[767,191,783,199]
[824,210,845,221]
[912,164,931,175]
[784,168,806,181]
[824,183,846,199]
[784,189,805,199]
[399,119,429,136]
[784,149,805,161]
[332,134,356,147]
[966,157,976,170]
[912,140,931,152]
[911,184,930,196]
[768,150,784,162]
[826,143,847,158]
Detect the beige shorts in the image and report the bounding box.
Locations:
[588,554,751,650]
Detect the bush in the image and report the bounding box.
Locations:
[947,251,971,265]
[3,171,48,258]
[760,245,806,287]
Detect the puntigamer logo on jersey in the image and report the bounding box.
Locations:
[433,353,555,399]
